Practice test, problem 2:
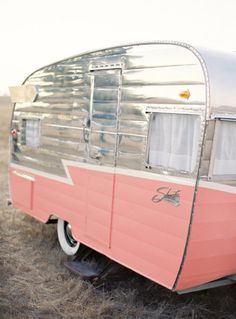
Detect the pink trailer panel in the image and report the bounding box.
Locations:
[9,163,196,289]
[176,184,236,291]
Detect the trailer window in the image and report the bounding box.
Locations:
[22,119,41,148]
[211,120,236,177]
[147,113,201,173]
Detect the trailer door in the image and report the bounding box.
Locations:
[85,68,121,247]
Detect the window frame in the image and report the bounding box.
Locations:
[208,117,236,181]
[21,117,41,148]
[145,110,203,176]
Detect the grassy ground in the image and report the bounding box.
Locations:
[1,97,236,318]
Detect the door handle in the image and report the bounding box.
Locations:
[83,117,90,128]
[90,152,102,160]
[83,117,90,143]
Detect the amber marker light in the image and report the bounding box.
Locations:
[179,89,191,99]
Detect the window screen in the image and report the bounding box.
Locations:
[212,120,236,176]
[148,113,201,173]
[22,119,41,148]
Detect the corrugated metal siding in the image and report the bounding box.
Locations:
[11,43,205,177]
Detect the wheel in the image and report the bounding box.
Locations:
[57,218,80,256]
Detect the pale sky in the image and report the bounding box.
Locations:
[1,0,236,95]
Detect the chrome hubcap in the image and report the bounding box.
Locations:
[65,222,77,247]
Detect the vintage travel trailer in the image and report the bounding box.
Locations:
[8,41,236,293]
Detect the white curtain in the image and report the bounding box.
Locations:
[26,119,40,148]
[148,113,201,172]
[213,121,236,176]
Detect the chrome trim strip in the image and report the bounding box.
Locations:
[10,161,195,186]
[177,277,236,294]
[11,162,236,193]
[172,44,210,291]
[13,170,35,182]
[199,180,236,194]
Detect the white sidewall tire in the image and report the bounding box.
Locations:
[57,218,80,256]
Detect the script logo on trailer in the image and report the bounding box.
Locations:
[152,187,181,207]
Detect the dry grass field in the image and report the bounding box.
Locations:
[1,96,236,318]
